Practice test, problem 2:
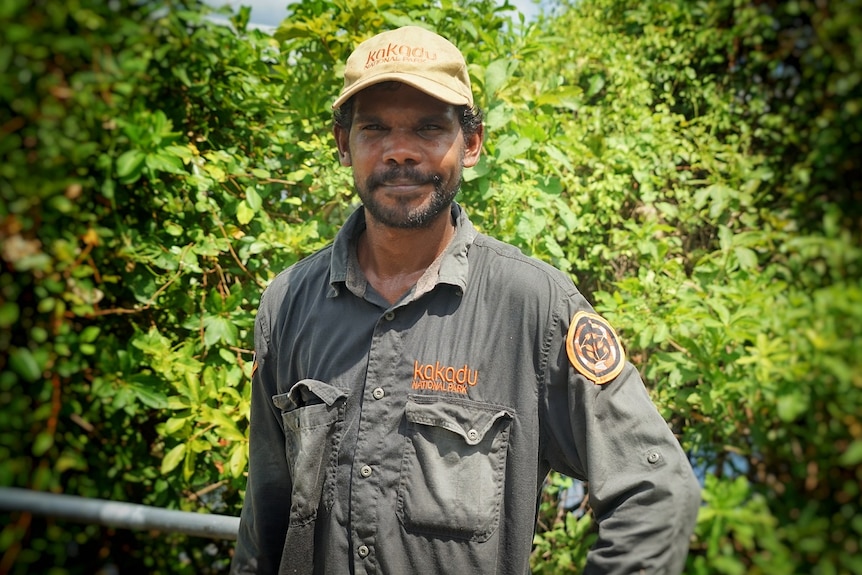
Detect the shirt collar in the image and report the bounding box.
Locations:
[327,203,477,300]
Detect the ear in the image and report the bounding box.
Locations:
[461,124,484,169]
[333,124,351,167]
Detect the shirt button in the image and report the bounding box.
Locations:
[360,465,372,478]
[372,387,385,400]
[358,545,369,558]
[383,311,395,321]
[467,429,479,442]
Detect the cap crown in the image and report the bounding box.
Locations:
[333,26,473,109]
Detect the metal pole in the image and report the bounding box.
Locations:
[0,487,240,540]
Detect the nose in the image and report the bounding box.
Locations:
[382,129,421,166]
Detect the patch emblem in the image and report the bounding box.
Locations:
[566,311,625,384]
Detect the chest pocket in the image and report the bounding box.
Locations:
[397,394,513,542]
[272,379,346,525]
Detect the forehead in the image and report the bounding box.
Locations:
[352,83,458,120]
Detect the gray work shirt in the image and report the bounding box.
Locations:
[232,204,701,575]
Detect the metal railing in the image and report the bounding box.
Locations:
[0,487,240,540]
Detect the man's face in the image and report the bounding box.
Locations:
[334,83,482,229]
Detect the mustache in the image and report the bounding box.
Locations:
[366,166,442,190]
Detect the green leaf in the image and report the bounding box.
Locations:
[776,393,808,423]
[586,73,605,97]
[190,438,211,453]
[9,347,42,382]
[706,299,731,326]
[116,149,146,183]
[163,416,188,435]
[734,247,758,270]
[127,378,169,409]
[173,65,191,87]
[165,144,194,160]
[494,134,532,164]
[237,201,254,225]
[245,186,262,210]
[0,302,20,328]
[535,86,582,110]
[161,443,186,474]
[80,326,101,343]
[164,221,184,237]
[229,444,248,478]
[204,315,239,346]
[718,225,733,251]
[32,432,54,456]
[516,211,547,240]
[484,59,512,97]
[209,410,246,442]
[839,440,862,466]
[146,151,186,174]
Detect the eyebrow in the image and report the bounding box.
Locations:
[352,113,383,125]
[417,112,456,125]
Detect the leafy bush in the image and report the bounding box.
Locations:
[520,1,861,573]
[1,0,297,571]
[1,0,858,573]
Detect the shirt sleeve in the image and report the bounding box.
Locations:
[540,297,701,575]
[231,294,291,574]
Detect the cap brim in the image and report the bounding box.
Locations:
[332,72,472,110]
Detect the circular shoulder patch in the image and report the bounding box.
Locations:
[566,311,625,385]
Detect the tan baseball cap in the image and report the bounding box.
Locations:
[332,26,473,110]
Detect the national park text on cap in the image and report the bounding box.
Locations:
[332,26,474,110]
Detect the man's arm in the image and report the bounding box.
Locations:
[231,315,291,574]
[542,304,701,574]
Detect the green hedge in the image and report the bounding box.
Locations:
[1,0,858,573]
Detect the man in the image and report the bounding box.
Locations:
[232,26,701,575]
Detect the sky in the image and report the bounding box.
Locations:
[204,0,545,29]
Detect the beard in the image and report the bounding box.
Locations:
[356,165,461,229]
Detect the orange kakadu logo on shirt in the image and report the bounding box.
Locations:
[566,311,625,385]
[412,360,477,395]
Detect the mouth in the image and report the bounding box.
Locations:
[368,169,440,193]
[379,180,428,192]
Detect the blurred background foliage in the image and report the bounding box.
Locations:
[0,0,859,573]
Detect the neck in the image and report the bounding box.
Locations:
[357,208,455,304]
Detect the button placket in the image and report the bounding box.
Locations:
[349,305,404,567]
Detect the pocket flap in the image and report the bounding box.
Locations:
[272,379,346,410]
[405,395,513,446]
